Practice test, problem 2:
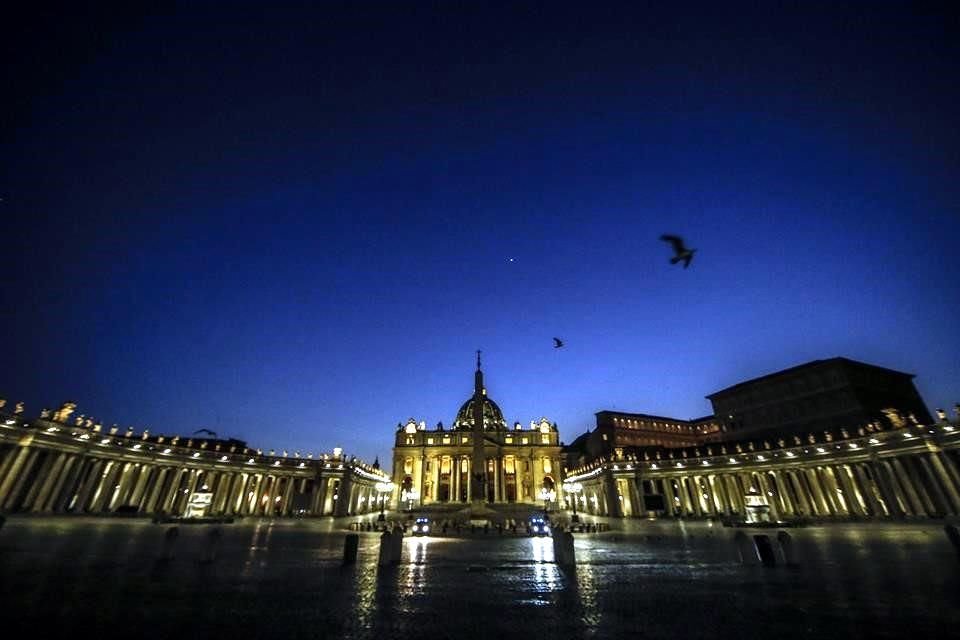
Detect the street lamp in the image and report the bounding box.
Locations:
[539,487,556,515]
[562,481,582,523]
[375,481,395,522]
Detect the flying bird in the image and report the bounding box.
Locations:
[660,234,696,268]
[553,337,564,348]
[193,428,217,437]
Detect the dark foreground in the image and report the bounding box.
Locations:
[1,516,957,640]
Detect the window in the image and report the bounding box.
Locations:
[541,434,550,444]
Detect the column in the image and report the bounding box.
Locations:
[835,465,866,516]
[928,451,960,513]
[45,455,80,512]
[925,453,960,514]
[29,452,69,512]
[916,456,953,515]
[820,466,845,515]
[87,461,118,513]
[129,465,156,512]
[852,464,886,517]
[756,473,780,521]
[803,468,830,515]
[143,467,170,514]
[70,459,102,512]
[0,449,41,509]
[786,471,812,516]
[891,458,930,516]
[451,457,459,502]
[774,471,795,517]
[662,477,677,516]
[878,460,913,516]
[280,476,296,515]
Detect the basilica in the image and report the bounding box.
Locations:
[390,354,564,509]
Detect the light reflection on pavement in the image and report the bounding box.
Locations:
[0,517,958,640]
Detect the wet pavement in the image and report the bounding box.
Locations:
[1,516,957,639]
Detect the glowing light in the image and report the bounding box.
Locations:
[816,447,825,453]
[728,458,737,464]
[785,451,795,457]
[247,458,255,464]
[192,452,200,458]
[701,460,709,466]
[163,448,172,454]
[869,438,880,444]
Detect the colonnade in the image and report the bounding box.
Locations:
[566,422,960,520]
[0,418,390,518]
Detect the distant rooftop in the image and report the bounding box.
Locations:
[706,357,916,399]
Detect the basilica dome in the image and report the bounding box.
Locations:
[453,394,507,431]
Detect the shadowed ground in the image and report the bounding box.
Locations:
[0,516,956,640]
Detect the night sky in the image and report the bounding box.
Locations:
[3,3,958,465]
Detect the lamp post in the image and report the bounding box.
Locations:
[375,481,395,522]
[563,481,582,523]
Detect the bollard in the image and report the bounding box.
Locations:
[200,527,223,564]
[945,524,960,559]
[734,531,758,565]
[343,533,359,566]
[390,526,403,565]
[378,531,394,567]
[161,526,179,561]
[776,531,797,565]
[552,530,576,567]
[753,534,777,567]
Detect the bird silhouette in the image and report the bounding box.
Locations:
[553,337,564,348]
[193,428,217,437]
[660,234,696,268]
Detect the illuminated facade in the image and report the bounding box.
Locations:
[563,416,960,519]
[0,404,390,518]
[391,357,564,509]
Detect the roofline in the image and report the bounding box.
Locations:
[595,410,700,424]
[705,357,917,399]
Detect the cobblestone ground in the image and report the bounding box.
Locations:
[0,516,957,640]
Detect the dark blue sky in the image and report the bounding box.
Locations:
[4,3,958,464]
